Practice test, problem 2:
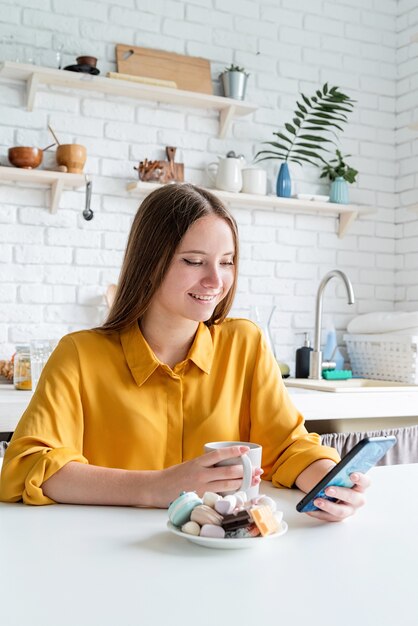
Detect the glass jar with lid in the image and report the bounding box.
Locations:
[13,345,32,391]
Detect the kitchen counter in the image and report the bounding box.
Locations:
[1,383,418,434]
[0,463,416,626]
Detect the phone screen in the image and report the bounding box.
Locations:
[296,435,397,513]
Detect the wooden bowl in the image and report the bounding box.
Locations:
[8,147,43,169]
[56,144,87,174]
[76,56,97,67]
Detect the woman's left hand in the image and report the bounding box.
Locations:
[306,472,370,522]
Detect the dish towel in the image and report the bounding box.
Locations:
[347,311,418,335]
[321,426,418,465]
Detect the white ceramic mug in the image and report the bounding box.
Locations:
[206,157,243,193]
[241,167,267,195]
[203,441,262,499]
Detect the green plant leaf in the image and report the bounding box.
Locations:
[323,83,328,95]
[296,102,307,114]
[294,142,329,151]
[294,110,304,119]
[262,141,291,151]
[305,119,344,131]
[289,156,318,166]
[273,132,292,143]
[254,154,286,163]
[299,134,334,143]
[309,111,347,122]
[302,94,311,107]
[285,123,296,135]
[293,118,301,127]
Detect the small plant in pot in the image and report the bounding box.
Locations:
[220,63,250,101]
[255,83,355,197]
[320,149,358,204]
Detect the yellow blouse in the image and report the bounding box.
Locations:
[0,318,339,505]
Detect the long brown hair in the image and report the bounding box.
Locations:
[99,183,239,333]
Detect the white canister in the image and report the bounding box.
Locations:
[241,167,267,195]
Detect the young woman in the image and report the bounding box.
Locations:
[0,184,369,521]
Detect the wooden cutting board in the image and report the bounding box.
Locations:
[116,44,212,94]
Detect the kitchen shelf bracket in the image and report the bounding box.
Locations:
[26,72,39,112]
[50,177,65,213]
[219,105,236,139]
[0,166,85,213]
[338,210,358,238]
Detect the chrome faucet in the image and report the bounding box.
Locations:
[309,270,355,379]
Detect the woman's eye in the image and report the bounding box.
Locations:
[221,261,234,266]
[183,259,202,266]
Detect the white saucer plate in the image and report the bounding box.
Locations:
[166,520,288,549]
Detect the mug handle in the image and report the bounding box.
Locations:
[205,162,218,186]
[239,453,253,493]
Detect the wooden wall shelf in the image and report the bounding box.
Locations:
[127,181,374,238]
[0,61,257,138]
[0,166,85,212]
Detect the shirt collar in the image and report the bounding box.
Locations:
[120,321,214,387]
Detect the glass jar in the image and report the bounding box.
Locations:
[13,345,32,391]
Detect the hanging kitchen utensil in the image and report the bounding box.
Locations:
[134,146,184,183]
[83,175,94,221]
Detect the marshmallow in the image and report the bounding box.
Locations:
[181,521,201,536]
[234,492,247,506]
[202,491,222,508]
[252,495,277,512]
[215,495,236,515]
[200,524,226,539]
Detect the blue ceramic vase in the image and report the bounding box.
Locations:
[276,162,291,197]
[330,177,349,204]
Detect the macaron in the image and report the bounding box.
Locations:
[190,504,223,526]
[168,492,203,527]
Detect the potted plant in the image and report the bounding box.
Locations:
[220,64,250,101]
[255,83,355,197]
[320,149,358,204]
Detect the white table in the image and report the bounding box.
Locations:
[1,464,417,626]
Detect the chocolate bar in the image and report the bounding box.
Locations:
[221,510,251,531]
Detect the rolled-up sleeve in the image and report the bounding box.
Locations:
[0,336,88,505]
[249,333,340,488]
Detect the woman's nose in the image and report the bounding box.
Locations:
[201,265,222,288]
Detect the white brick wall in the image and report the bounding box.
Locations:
[396,2,418,311]
[0,0,414,374]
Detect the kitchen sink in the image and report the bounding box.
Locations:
[285,378,418,393]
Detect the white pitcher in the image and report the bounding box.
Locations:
[206,156,243,193]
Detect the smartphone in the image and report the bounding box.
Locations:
[296,435,397,513]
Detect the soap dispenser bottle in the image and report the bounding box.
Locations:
[295,333,313,379]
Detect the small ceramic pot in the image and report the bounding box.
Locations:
[8,147,43,169]
[76,56,97,67]
[56,144,87,174]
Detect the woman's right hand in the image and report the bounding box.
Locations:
[152,446,263,508]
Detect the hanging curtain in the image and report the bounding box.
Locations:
[321,426,418,465]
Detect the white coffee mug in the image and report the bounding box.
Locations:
[203,441,262,499]
[241,167,267,195]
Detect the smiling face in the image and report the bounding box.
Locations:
[147,214,236,327]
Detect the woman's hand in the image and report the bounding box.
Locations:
[154,446,263,507]
[306,472,370,522]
